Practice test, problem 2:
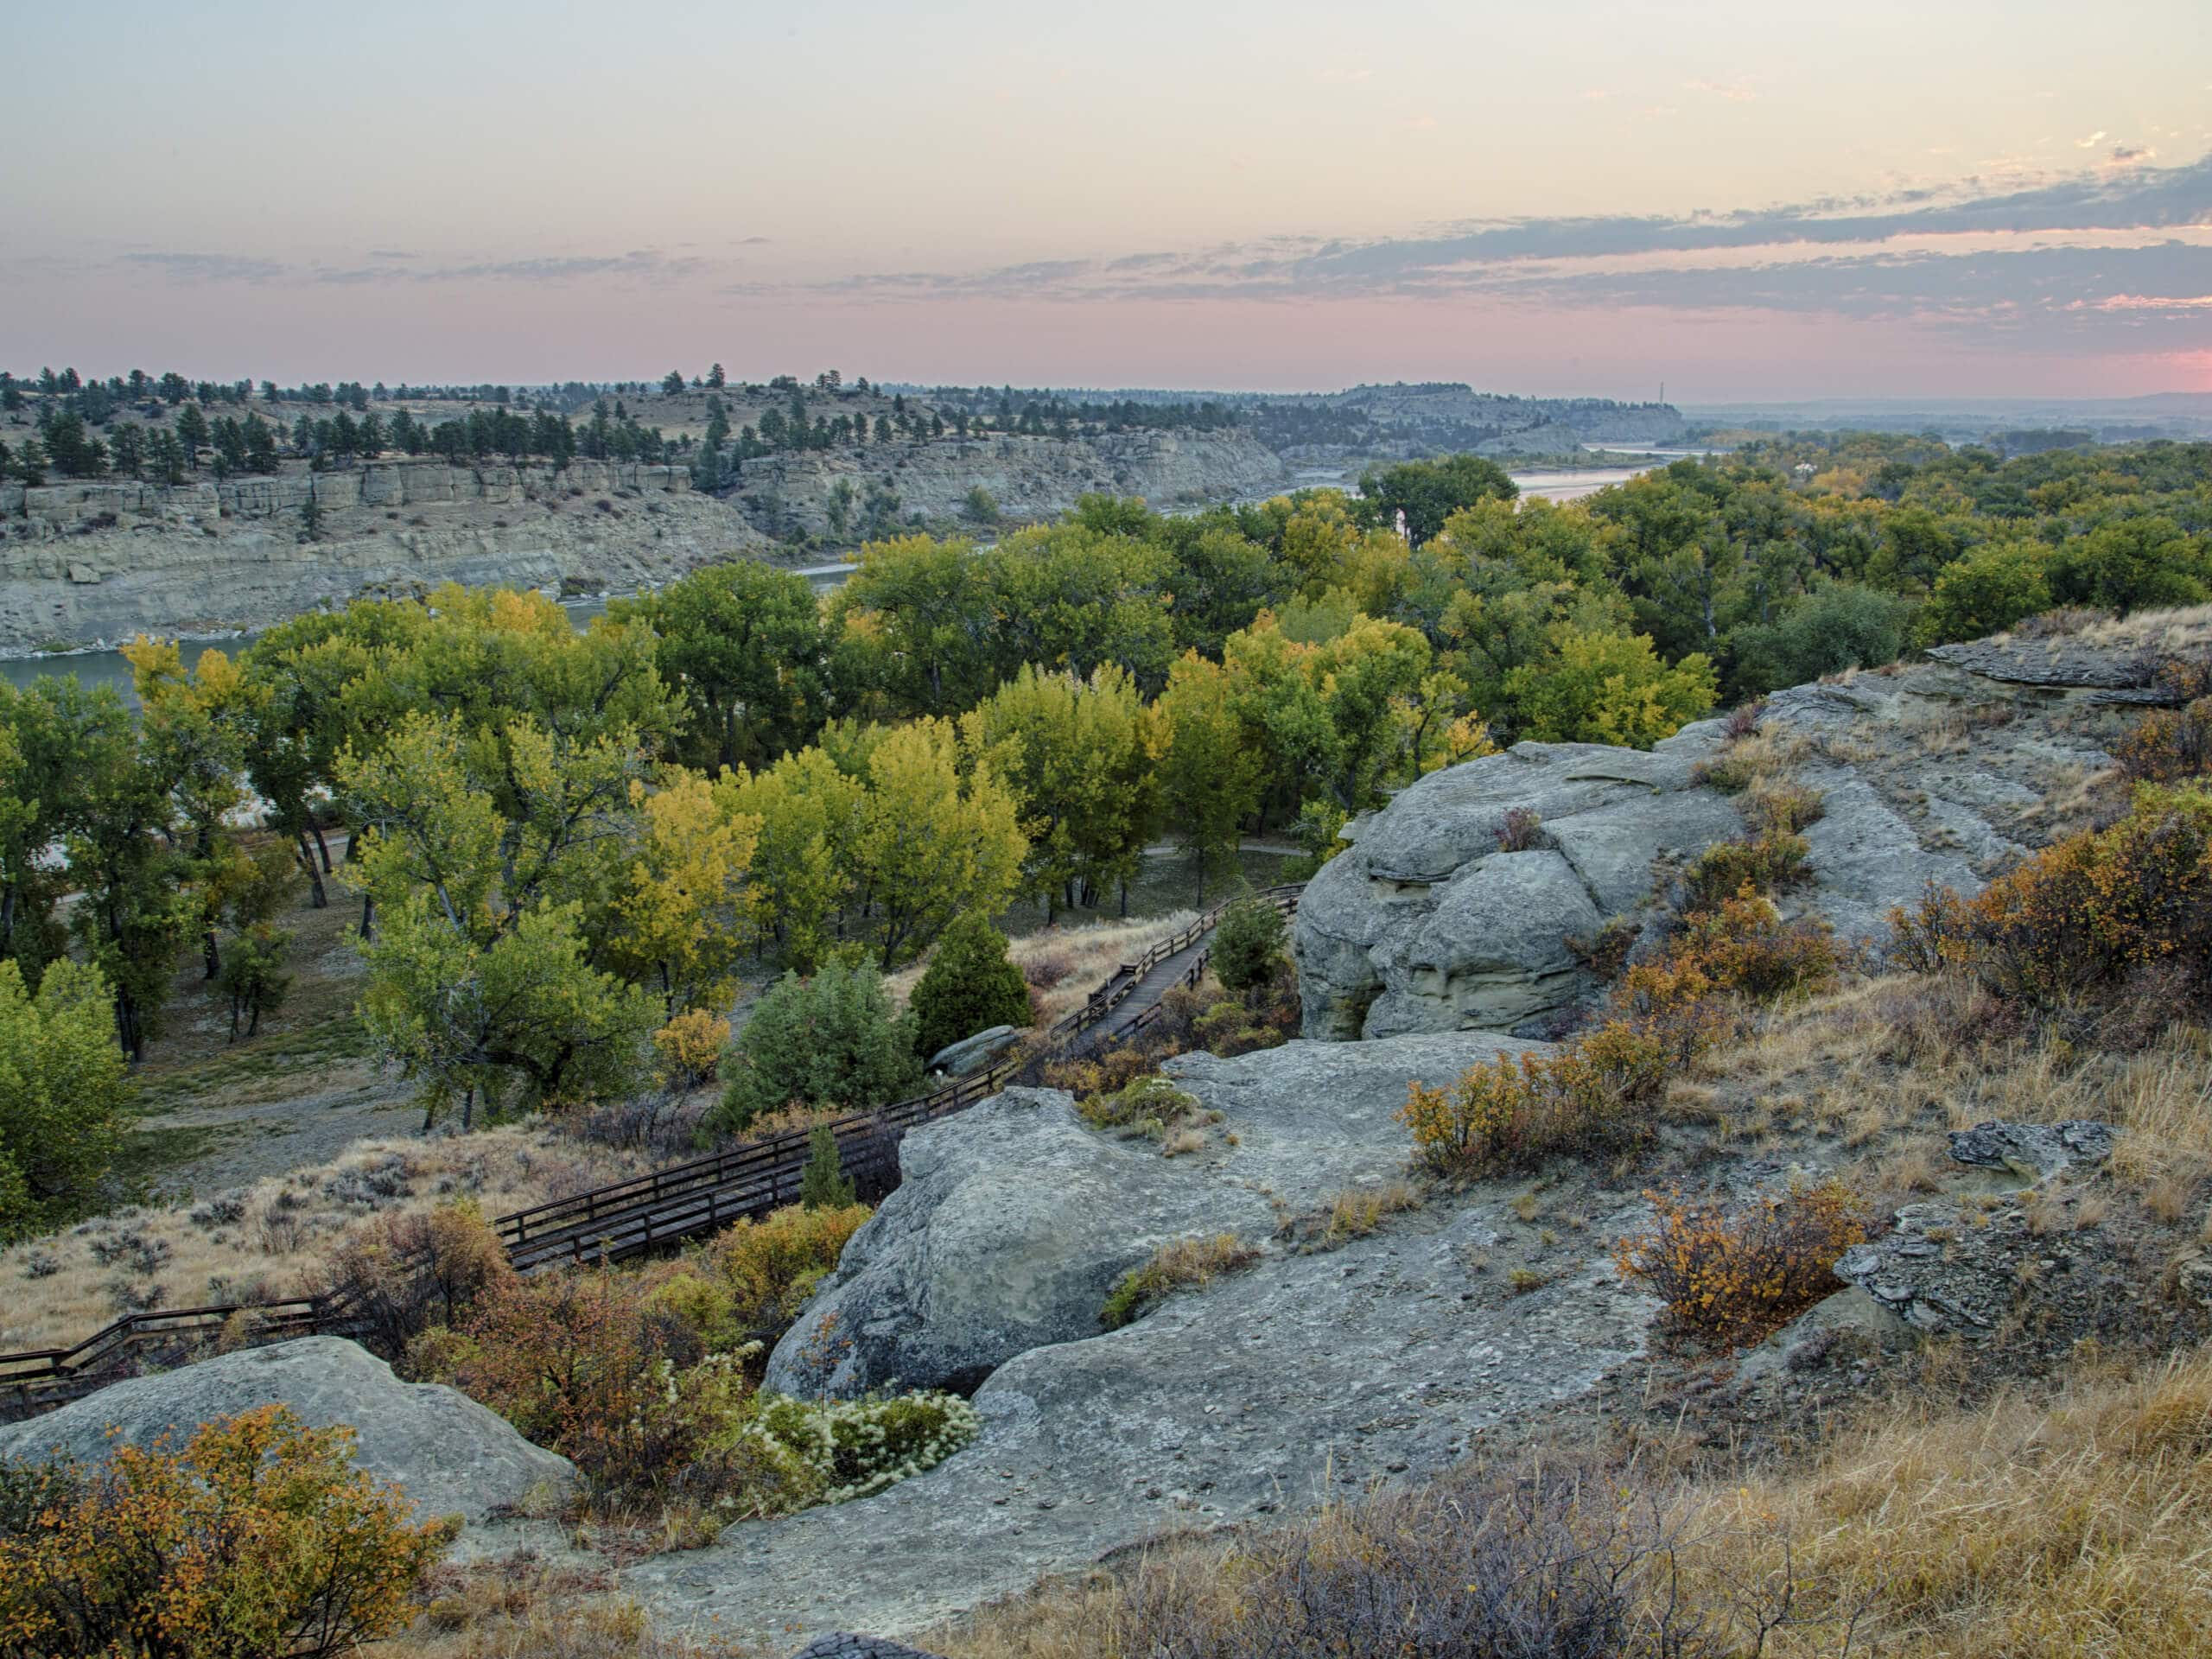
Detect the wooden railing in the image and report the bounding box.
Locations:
[0,885,1302,1417]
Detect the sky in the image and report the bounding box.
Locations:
[3,0,2209,402]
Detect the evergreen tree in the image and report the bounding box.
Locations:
[1211,892,1288,994]
[174,401,211,456]
[710,959,921,1132]
[908,912,1032,1063]
[798,1122,856,1210]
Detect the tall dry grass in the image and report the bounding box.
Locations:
[932,1349,2212,1659]
[0,1128,639,1354]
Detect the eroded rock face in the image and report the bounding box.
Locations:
[0,1336,575,1525]
[764,1033,1548,1401]
[1295,651,2133,1041]
[1295,734,1743,1039]
[656,1034,1653,1649]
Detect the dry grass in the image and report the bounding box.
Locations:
[1673,1346,2212,1656]
[1669,969,2212,1212]
[376,1557,765,1659]
[0,1128,639,1353]
[932,1346,2212,1659]
[1098,1232,1260,1328]
[884,912,1197,1028]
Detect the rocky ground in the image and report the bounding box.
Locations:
[632,1034,1660,1646]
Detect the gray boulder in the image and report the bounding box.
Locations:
[925,1024,1022,1077]
[1294,734,1739,1039]
[763,1033,1547,1401]
[0,1336,575,1525]
[1293,647,2136,1042]
[762,1087,1276,1399]
[788,1638,947,1659]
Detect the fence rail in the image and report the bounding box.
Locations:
[0,885,1302,1418]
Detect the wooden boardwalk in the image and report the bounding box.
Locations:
[0,886,1302,1417]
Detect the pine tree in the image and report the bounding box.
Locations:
[908,912,1032,1063]
[798,1122,856,1210]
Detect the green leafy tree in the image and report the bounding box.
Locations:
[1729,582,1915,696]
[0,957,127,1237]
[1917,539,2053,645]
[1357,454,1518,546]
[340,712,659,1126]
[908,912,1032,1062]
[613,563,831,771]
[711,959,921,1132]
[1154,655,1264,899]
[1501,627,1717,749]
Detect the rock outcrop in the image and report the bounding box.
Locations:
[648,1033,1656,1647]
[925,1025,1022,1077]
[1296,650,2135,1041]
[0,1336,575,1525]
[0,429,1287,653]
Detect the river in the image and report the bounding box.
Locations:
[3,464,1662,702]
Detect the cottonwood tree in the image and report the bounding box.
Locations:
[340,713,660,1127]
[973,664,1158,917]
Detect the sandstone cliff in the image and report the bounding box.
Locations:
[728,429,1287,541]
[0,429,1288,652]
[0,459,765,652]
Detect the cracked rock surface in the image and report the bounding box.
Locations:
[639,1035,1656,1647]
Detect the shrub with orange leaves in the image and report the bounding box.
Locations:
[0,1404,449,1658]
[1614,1179,1871,1350]
[1889,783,2212,1007]
[1400,1018,1674,1177]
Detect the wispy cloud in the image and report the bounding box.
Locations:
[762,155,2212,355]
[117,251,286,283]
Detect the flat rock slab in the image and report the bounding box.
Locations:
[0,1336,575,1526]
[637,1037,1654,1649]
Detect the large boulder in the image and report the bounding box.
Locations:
[762,1087,1276,1399]
[925,1024,1022,1077]
[762,1033,1547,1401]
[1294,649,2136,1042]
[0,1336,575,1525]
[1295,733,1743,1039]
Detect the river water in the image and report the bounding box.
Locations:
[3,465,1658,702]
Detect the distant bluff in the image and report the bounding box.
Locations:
[0,429,1285,653]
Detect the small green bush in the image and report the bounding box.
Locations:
[1681,832,1810,912]
[742,1391,981,1503]
[711,960,922,1134]
[1100,1233,1259,1328]
[798,1123,856,1210]
[1211,893,1288,993]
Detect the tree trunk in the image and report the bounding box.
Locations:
[202,928,220,982]
[311,823,335,874]
[296,835,328,908]
[461,1086,474,1132]
[359,893,375,940]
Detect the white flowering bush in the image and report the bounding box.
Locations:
[741,1390,982,1503]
